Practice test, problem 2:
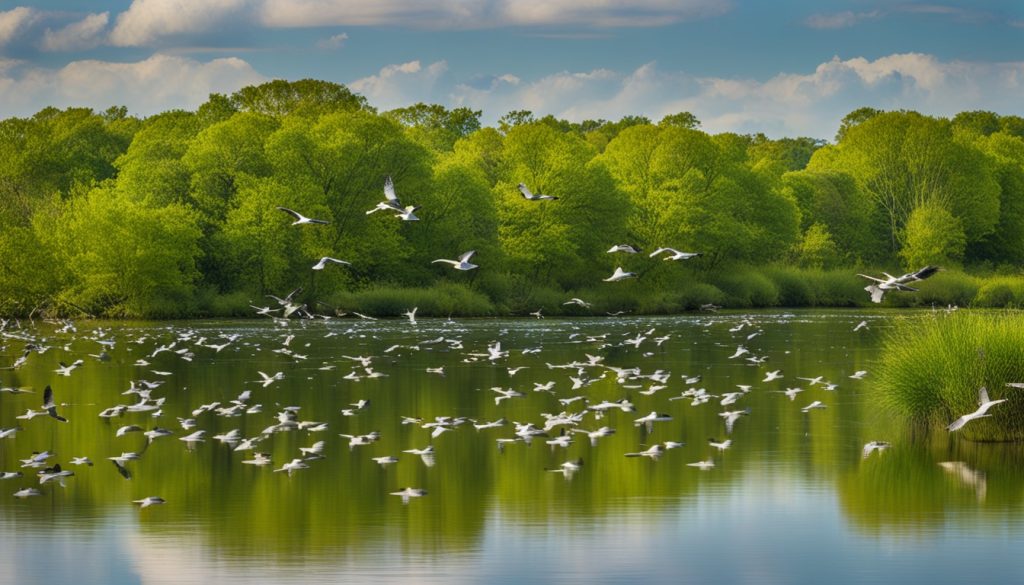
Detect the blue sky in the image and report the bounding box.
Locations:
[0,0,1022,139]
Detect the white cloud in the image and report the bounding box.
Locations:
[41,12,110,52]
[349,60,449,110]
[438,53,1024,139]
[0,54,266,117]
[804,10,880,29]
[316,32,348,49]
[0,7,38,47]
[109,0,255,46]
[259,0,730,30]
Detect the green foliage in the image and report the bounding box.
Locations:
[793,222,840,269]
[875,312,1024,440]
[899,202,967,268]
[330,283,495,316]
[227,79,369,118]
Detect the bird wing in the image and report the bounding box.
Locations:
[911,265,940,281]
[384,176,399,202]
[276,206,301,220]
[649,248,668,258]
[517,183,533,199]
[946,414,971,432]
[326,257,351,266]
[857,274,887,283]
[458,250,477,262]
[978,386,991,405]
[864,285,885,303]
[42,385,54,409]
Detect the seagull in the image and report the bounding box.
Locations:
[41,386,68,423]
[708,438,732,451]
[312,257,351,270]
[432,250,478,271]
[54,360,84,376]
[367,176,419,220]
[624,445,665,459]
[546,458,584,478]
[273,458,310,475]
[13,487,41,498]
[853,320,868,332]
[849,370,868,380]
[862,441,890,458]
[563,298,592,308]
[947,386,1006,431]
[649,247,701,261]
[603,267,637,282]
[858,265,939,303]
[276,206,329,225]
[517,183,557,201]
[687,459,715,470]
[133,496,166,508]
[763,370,783,382]
[607,244,640,254]
[390,487,427,503]
[404,307,418,325]
[372,456,399,467]
[801,400,826,412]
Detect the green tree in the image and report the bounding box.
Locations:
[899,202,967,268]
[385,103,482,152]
[228,79,370,118]
[114,110,203,206]
[793,222,840,269]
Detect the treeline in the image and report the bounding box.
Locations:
[1,79,1024,317]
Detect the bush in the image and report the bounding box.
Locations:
[875,311,1024,441]
[711,267,779,307]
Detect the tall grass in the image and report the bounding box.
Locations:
[329,282,496,317]
[875,311,1024,441]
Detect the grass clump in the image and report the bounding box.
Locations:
[875,311,1024,441]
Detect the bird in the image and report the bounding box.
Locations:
[312,257,351,270]
[687,459,715,470]
[849,370,868,380]
[404,307,418,325]
[41,386,68,422]
[390,487,427,503]
[624,445,665,459]
[607,244,641,254]
[947,386,1006,431]
[858,265,939,303]
[517,183,557,201]
[276,206,329,225]
[367,176,419,220]
[763,370,783,382]
[862,441,890,458]
[649,247,701,261]
[853,320,868,332]
[801,400,826,412]
[432,250,478,271]
[708,438,732,451]
[546,458,584,478]
[133,496,166,508]
[603,267,637,282]
[563,298,592,308]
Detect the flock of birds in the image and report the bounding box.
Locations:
[0,178,984,509]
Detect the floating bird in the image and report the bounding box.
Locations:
[603,267,637,282]
[276,206,329,225]
[433,250,478,271]
[312,257,351,270]
[649,247,701,261]
[947,386,1006,431]
[517,183,557,201]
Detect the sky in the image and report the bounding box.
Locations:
[0,0,1022,139]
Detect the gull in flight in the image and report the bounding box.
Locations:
[947,386,1006,431]
[517,183,558,201]
[858,265,939,303]
[624,445,665,460]
[433,250,478,271]
[133,496,166,508]
[607,244,641,254]
[390,487,427,503]
[649,247,701,261]
[603,267,637,282]
[276,206,329,225]
[849,370,868,380]
[801,400,826,412]
[312,257,351,270]
[368,176,420,220]
[862,441,890,458]
[687,459,715,470]
[763,370,783,382]
[546,458,584,478]
[42,386,68,423]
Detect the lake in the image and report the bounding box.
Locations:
[2,310,1022,584]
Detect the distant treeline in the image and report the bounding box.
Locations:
[2,79,1024,317]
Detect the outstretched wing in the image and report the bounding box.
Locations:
[458,250,476,263]
[649,248,668,258]
[857,273,887,283]
[517,183,533,199]
[384,176,399,202]
[42,385,55,409]
[864,285,885,304]
[911,265,940,282]
[276,206,301,220]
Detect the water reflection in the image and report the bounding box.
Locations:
[2,311,1024,584]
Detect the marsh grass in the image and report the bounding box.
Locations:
[330,283,496,317]
[876,311,1024,441]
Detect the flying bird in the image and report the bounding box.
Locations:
[603,267,637,282]
[312,257,351,270]
[607,244,641,254]
[517,183,558,201]
[276,206,329,225]
[41,386,67,423]
[859,265,939,303]
[947,386,1006,432]
[432,250,478,271]
[649,247,701,261]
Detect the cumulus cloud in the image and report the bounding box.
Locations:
[316,32,348,49]
[804,10,880,29]
[109,0,255,46]
[439,53,1024,139]
[202,0,729,32]
[41,12,110,52]
[0,7,39,47]
[0,54,266,117]
[349,60,449,110]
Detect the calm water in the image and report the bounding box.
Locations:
[1,311,1022,584]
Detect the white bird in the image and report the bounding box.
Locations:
[763,370,783,382]
[853,320,868,332]
[404,307,418,325]
[312,257,351,270]
[273,458,310,475]
[433,250,478,271]
[133,496,166,508]
[801,400,826,412]
[372,456,399,467]
[41,385,68,423]
[858,265,939,303]
[547,458,584,478]
[947,386,1006,431]
[607,244,640,254]
[517,183,558,201]
[624,445,665,459]
[390,487,427,503]
[687,459,715,470]
[849,370,868,380]
[603,267,637,282]
[276,206,329,225]
[862,441,890,458]
[708,438,732,451]
[649,247,701,261]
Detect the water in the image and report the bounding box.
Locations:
[1,311,1022,584]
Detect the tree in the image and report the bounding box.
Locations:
[114,110,203,207]
[385,103,482,152]
[228,79,370,118]
[899,202,966,268]
[793,222,840,269]
[835,107,883,142]
[659,112,700,129]
[969,132,1024,264]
